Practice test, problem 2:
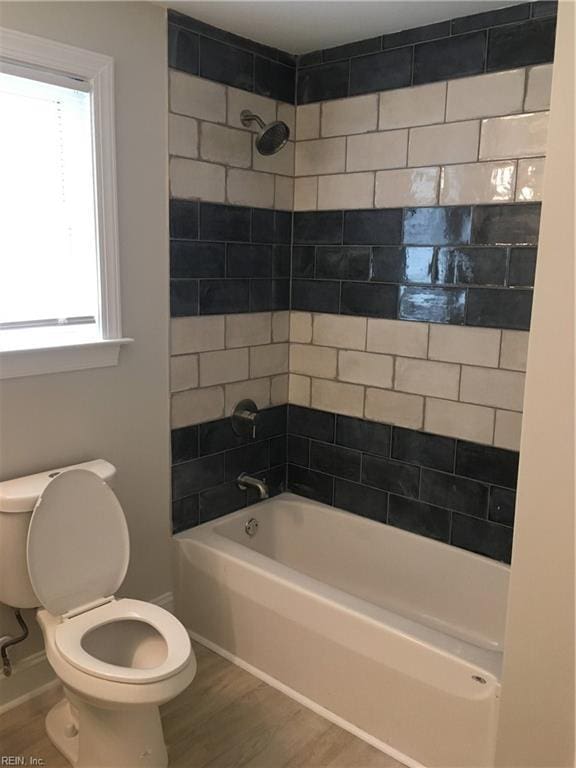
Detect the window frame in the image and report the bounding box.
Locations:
[0,28,131,379]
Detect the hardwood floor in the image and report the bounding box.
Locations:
[0,641,403,768]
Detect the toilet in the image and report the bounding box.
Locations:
[0,460,196,768]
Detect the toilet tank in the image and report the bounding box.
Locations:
[0,460,116,609]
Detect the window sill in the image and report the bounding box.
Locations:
[0,338,133,380]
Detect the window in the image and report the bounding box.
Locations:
[0,29,129,378]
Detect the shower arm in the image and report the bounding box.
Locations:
[240,110,266,130]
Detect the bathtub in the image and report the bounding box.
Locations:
[174,492,510,767]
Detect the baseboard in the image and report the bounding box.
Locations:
[188,629,424,768]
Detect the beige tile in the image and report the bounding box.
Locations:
[366,318,428,358]
[460,366,525,411]
[169,114,198,158]
[379,82,446,130]
[375,167,439,208]
[494,410,523,451]
[274,176,294,210]
[272,311,290,342]
[446,69,525,121]
[338,351,393,388]
[317,173,375,210]
[170,354,198,392]
[346,130,408,172]
[291,343,337,378]
[227,87,276,131]
[170,71,226,122]
[225,378,270,416]
[440,161,516,205]
[311,379,364,418]
[271,373,289,405]
[321,94,378,137]
[171,316,225,355]
[296,103,321,141]
[500,330,529,371]
[200,348,249,387]
[253,140,294,177]
[288,373,311,407]
[313,314,366,350]
[409,121,480,167]
[225,313,271,348]
[395,358,460,400]
[171,386,224,428]
[200,123,251,168]
[294,177,318,210]
[290,312,313,343]
[429,325,501,367]
[424,398,494,444]
[277,102,296,135]
[479,112,549,160]
[524,64,553,112]
[365,388,423,429]
[251,343,289,377]
[170,157,225,202]
[516,157,545,202]
[295,137,346,176]
[227,169,275,208]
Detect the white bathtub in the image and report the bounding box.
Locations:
[174,492,510,767]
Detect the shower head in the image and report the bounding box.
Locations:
[240,110,290,156]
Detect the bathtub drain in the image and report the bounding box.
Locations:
[245,518,259,536]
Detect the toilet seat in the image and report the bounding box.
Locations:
[55,598,192,684]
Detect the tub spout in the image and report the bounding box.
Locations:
[237,473,269,500]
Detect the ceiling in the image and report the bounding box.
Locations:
[166,1,522,54]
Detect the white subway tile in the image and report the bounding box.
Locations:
[289,373,312,407]
[295,137,346,175]
[291,343,337,378]
[271,374,289,405]
[479,112,549,160]
[277,103,296,135]
[251,343,289,378]
[311,379,364,418]
[500,331,529,371]
[367,318,428,358]
[524,64,553,112]
[346,130,408,172]
[225,313,271,348]
[409,121,480,167]
[365,389,423,429]
[296,103,321,140]
[294,177,318,210]
[494,410,523,451]
[375,167,439,207]
[424,398,494,444]
[290,312,313,343]
[171,316,225,355]
[170,71,226,123]
[170,354,198,393]
[446,69,525,121]
[225,378,270,415]
[379,82,446,131]
[274,176,294,210]
[272,311,290,342]
[200,348,249,387]
[429,325,501,368]
[440,161,516,205]
[227,87,276,131]
[339,350,393,388]
[395,358,460,400]
[313,314,366,350]
[321,94,378,137]
[168,114,198,158]
[200,123,251,168]
[171,386,224,428]
[516,157,545,202]
[317,172,375,210]
[227,169,275,208]
[460,366,525,411]
[253,140,294,176]
[169,157,225,202]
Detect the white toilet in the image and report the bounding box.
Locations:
[0,460,196,768]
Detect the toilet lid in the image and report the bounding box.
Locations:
[27,469,129,616]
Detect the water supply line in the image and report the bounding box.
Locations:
[1,608,29,677]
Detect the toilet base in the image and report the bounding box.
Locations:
[46,689,168,768]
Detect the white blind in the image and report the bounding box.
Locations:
[0,69,99,330]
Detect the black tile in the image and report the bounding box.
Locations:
[273,211,293,244]
[472,204,541,245]
[250,278,290,312]
[255,57,295,103]
[170,200,199,239]
[336,415,391,458]
[172,495,199,534]
[489,487,516,526]
[344,209,403,245]
[294,211,343,244]
[200,203,251,242]
[508,248,537,287]
[383,21,450,49]
[391,428,455,472]
[316,246,372,280]
[292,246,316,277]
[420,469,489,517]
[388,495,451,543]
[455,441,519,489]
[170,241,225,278]
[362,455,420,498]
[171,425,199,464]
[299,50,323,68]
[372,247,434,283]
[258,405,287,439]
[287,464,334,504]
[487,18,556,70]
[270,435,287,467]
[199,418,247,455]
[414,31,486,84]
[399,286,466,324]
[199,482,246,523]
[325,36,382,62]
[334,479,388,522]
[310,441,362,481]
[466,288,533,330]
[170,280,198,317]
[531,1,557,18]
[436,247,508,286]
[199,279,250,314]
[273,246,291,278]
[172,454,224,500]
[288,405,335,442]
[251,208,275,243]
[349,47,412,96]
[451,513,513,563]
[225,441,269,481]
[297,61,349,104]
[287,435,310,466]
[199,37,254,90]
[292,279,340,313]
[168,24,199,75]
[403,207,472,246]
[227,244,273,277]
[341,282,398,319]
[451,4,530,34]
